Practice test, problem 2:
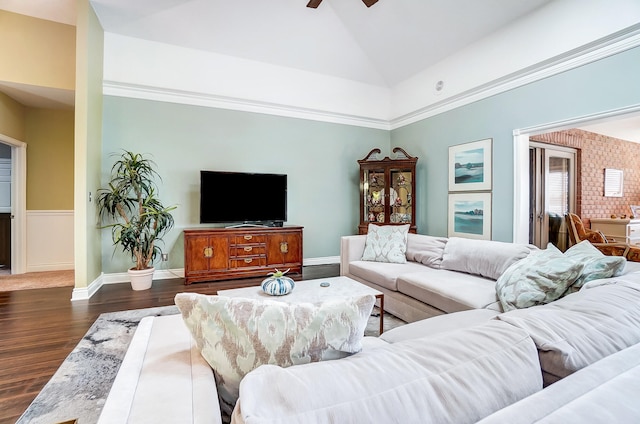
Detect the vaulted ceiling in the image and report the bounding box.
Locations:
[88,0,552,87]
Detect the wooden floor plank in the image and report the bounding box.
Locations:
[0,264,339,424]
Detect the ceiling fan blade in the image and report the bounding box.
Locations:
[307,0,323,8]
[362,0,379,7]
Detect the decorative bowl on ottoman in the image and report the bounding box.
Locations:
[261,269,295,296]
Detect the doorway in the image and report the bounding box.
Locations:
[0,134,27,275]
[529,142,576,250]
[0,152,11,274]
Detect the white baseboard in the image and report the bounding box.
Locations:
[74,259,338,300]
[71,273,104,301]
[71,268,185,301]
[28,262,74,273]
[303,256,340,266]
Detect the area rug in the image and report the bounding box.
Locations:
[17,304,405,424]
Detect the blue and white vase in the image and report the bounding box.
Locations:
[261,268,295,296]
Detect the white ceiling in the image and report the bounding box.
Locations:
[88,0,552,87]
[1,0,639,142]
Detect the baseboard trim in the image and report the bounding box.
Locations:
[77,260,337,300]
[71,273,104,301]
[27,263,74,273]
[303,256,340,266]
[101,268,186,285]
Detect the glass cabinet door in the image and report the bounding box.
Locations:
[363,169,386,224]
[358,147,417,234]
[390,169,412,224]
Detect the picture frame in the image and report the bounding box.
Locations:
[448,192,492,240]
[448,138,492,192]
[630,205,640,218]
[604,168,623,197]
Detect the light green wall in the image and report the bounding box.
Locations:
[101,97,389,272]
[74,0,104,289]
[25,108,74,210]
[392,46,640,241]
[99,45,640,271]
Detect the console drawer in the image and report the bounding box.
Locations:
[232,234,266,244]
[230,256,267,268]
[230,245,266,257]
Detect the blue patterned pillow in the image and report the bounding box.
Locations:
[496,244,584,311]
[361,224,410,263]
[564,241,626,292]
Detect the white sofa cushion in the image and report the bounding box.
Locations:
[397,269,500,313]
[441,237,535,280]
[380,308,499,343]
[175,293,375,417]
[477,342,640,424]
[232,320,542,424]
[348,259,428,291]
[497,279,640,383]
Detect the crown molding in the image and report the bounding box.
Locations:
[390,24,640,129]
[104,24,640,131]
[103,81,391,130]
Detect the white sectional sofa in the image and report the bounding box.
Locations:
[99,274,640,423]
[341,233,640,323]
[341,233,536,322]
[97,233,640,423]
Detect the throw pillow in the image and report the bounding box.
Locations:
[495,244,584,311]
[563,240,626,293]
[361,223,410,263]
[441,237,536,280]
[404,234,448,269]
[174,293,375,418]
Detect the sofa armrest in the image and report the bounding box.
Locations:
[98,315,222,424]
[340,235,367,276]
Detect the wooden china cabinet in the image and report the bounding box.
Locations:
[358,147,417,234]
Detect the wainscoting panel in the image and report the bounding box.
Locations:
[27,210,74,272]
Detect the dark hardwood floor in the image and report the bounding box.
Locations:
[0,264,339,424]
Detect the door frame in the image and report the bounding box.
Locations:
[0,133,26,274]
[513,105,640,244]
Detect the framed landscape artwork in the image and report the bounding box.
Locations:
[448,193,492,240]
[448,138,492,192]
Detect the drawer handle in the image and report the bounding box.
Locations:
[244,246,253,252]
[244,258,253,264]
[244,235,253,240]
[280,242,289,253]
[203,247,213,258]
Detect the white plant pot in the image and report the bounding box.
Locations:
[128,267,155,291]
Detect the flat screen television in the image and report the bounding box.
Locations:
[200,170,287,226]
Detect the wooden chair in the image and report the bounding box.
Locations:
[565,213,640,261]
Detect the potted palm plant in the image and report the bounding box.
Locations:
[97,151,176,290]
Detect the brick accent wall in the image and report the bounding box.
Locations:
[531,129,640,226]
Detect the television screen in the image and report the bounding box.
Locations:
[200,171,287,225]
